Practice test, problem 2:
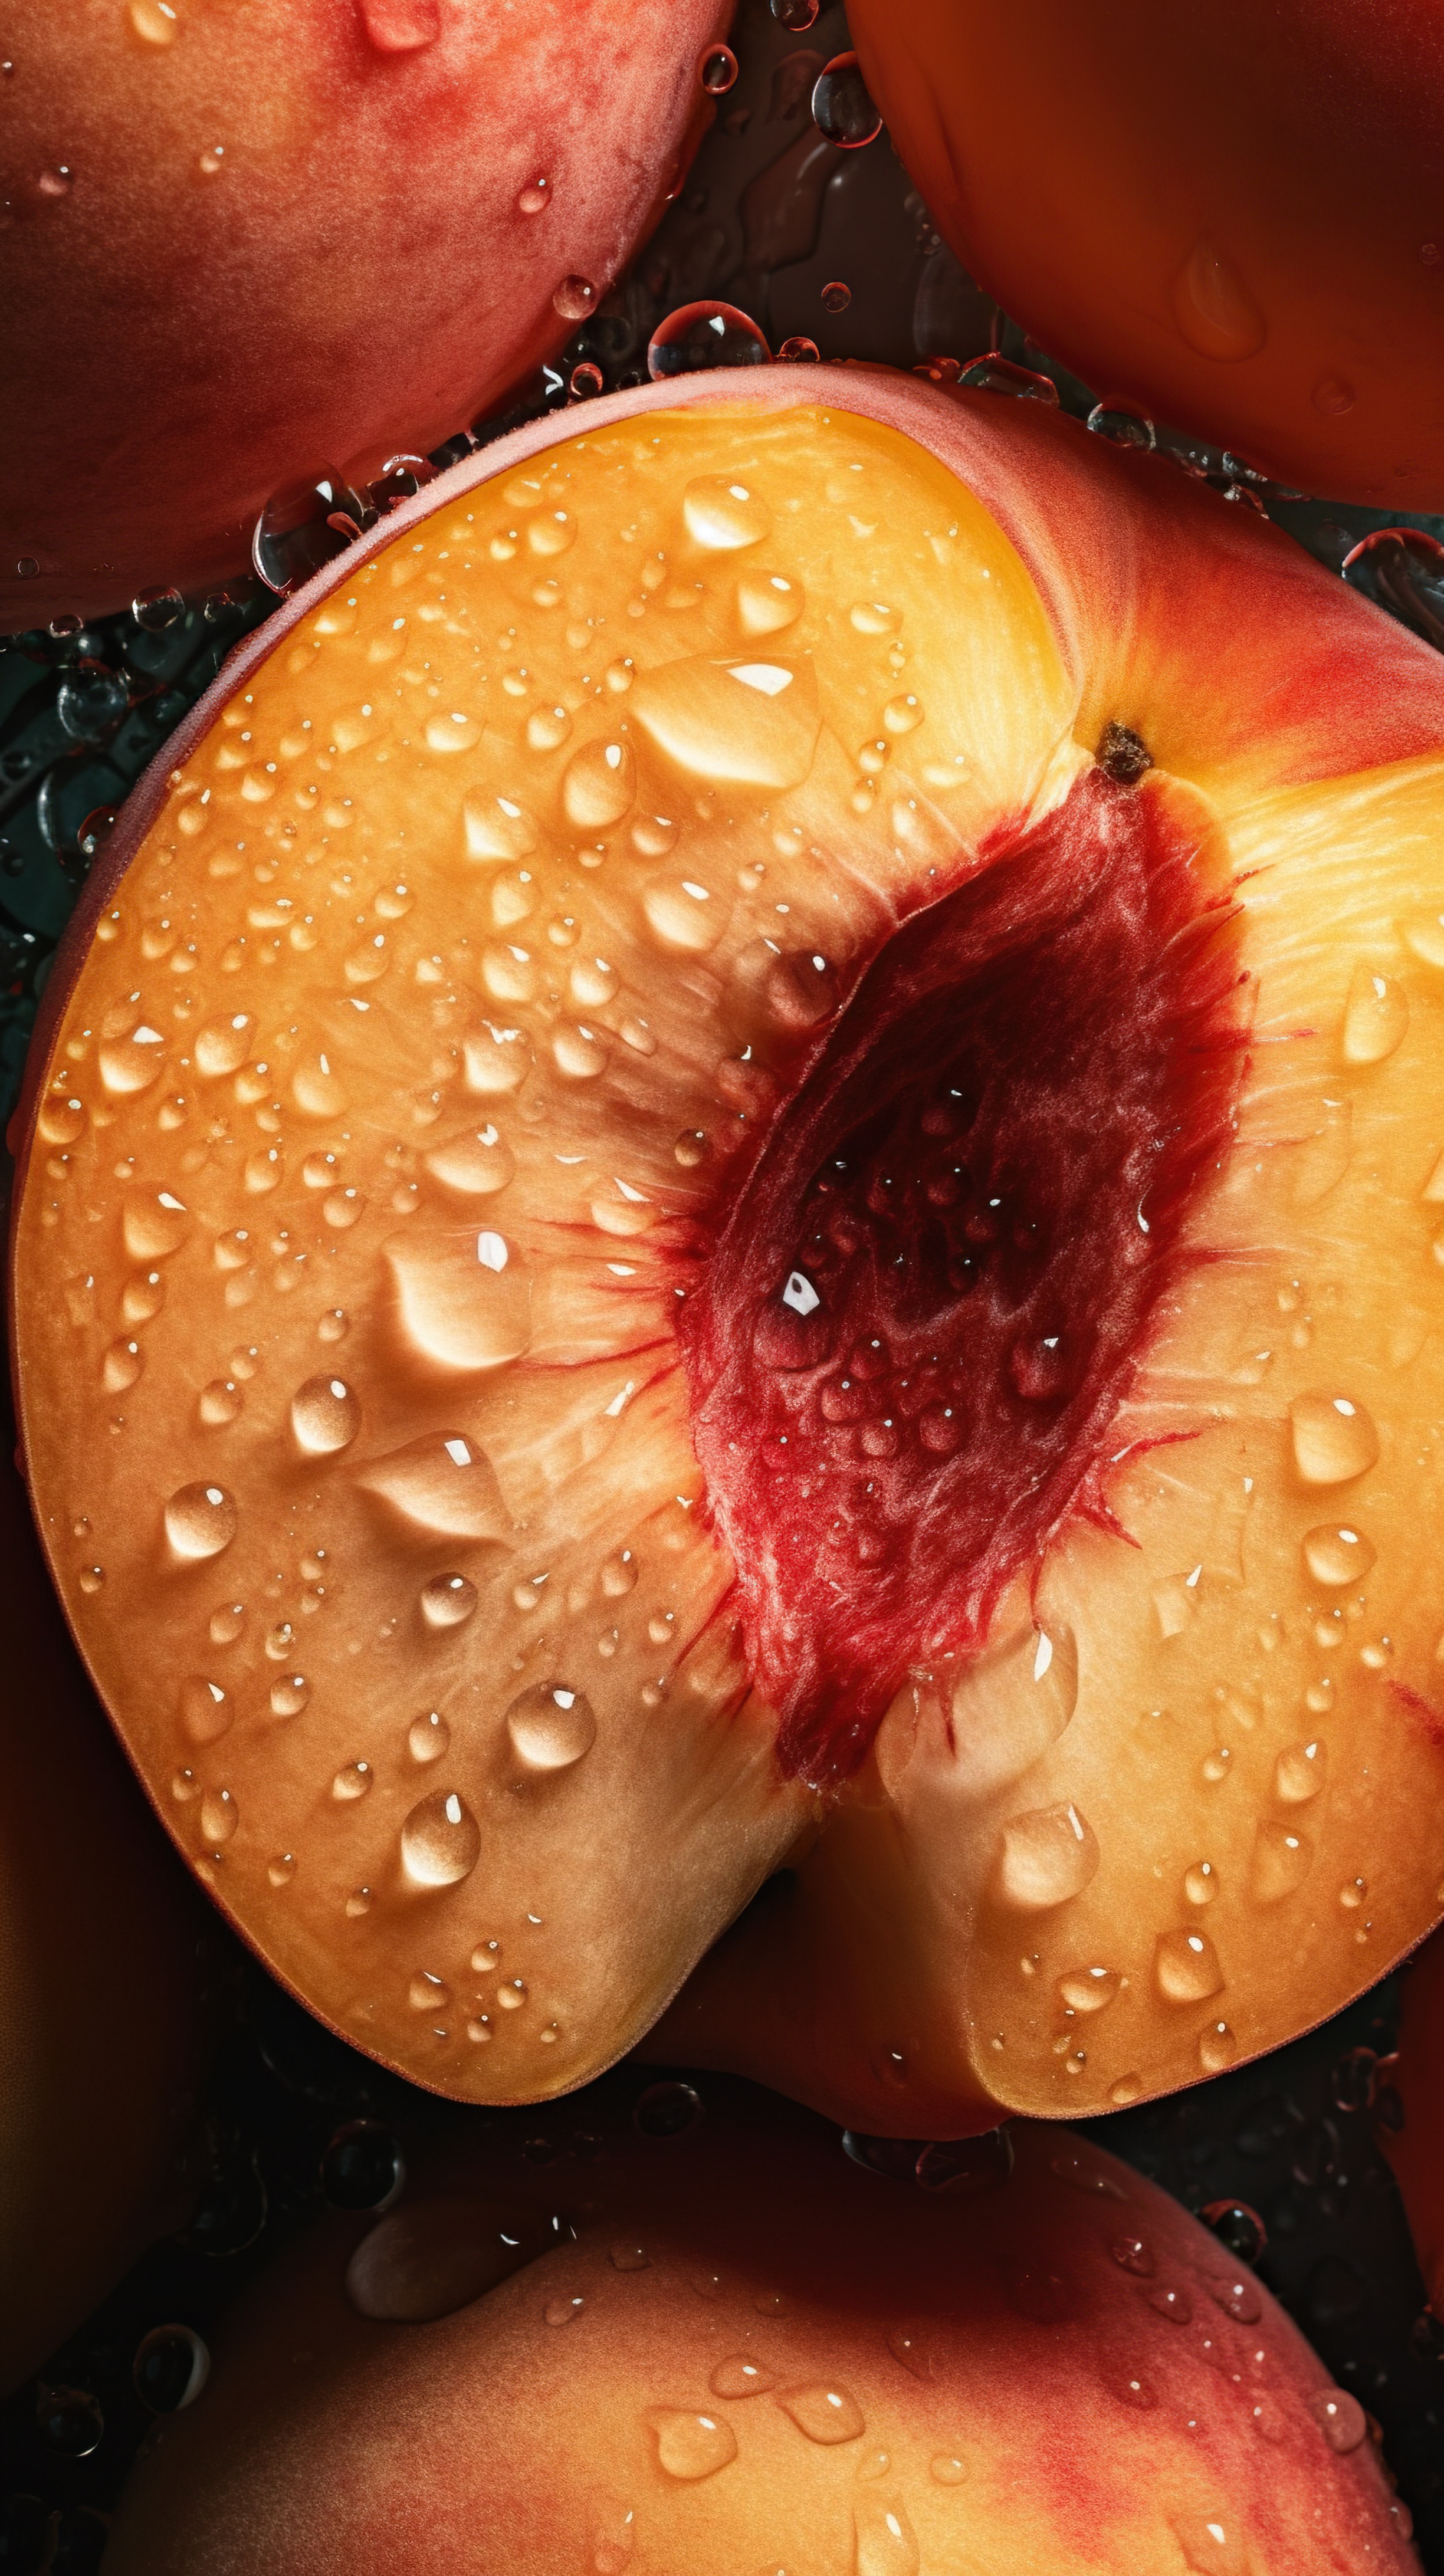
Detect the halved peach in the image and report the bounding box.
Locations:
[10,368,1444,2133]
[101,2084,1416,2575]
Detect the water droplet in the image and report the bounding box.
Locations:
[133,2324,209,2412]
[737,570,803,635]
[1289,1393,1379,1486]
[1154,1928,1224,2003]
[165,1481,237,1561]
[634,2079,702,2138]
[634,650,819,790]
[562,734,636,828]
[947,1623,1077,1798]
[1342,962,1408,1063]
[464,792,539,863]
[770,0,818,25]
[700,42,737,95]
[405,1709,448,1764]
[812,51,882,148]
[1111,2235,1154,2276]
[357,0,440,50]
[420,1573,478,1629]
[1056,1965,1121,2013]
[649,2409,738,2479]
[1170,237,1266,360]
[268,1674,309,1719]
[1169,2512,1251,2575]
[199,1786,238,1844]
[682,474,773,553]
[332,1761,373,1800]
[778,2382,865,2444]
[180,1677,232,1744]
[517,176,550,215]
[505,1681,598,1772]
[994,1800,1098,1909]
[779,333,821,360]
[609,2242,649,2272]
[100,1017,167,1096]
[1184,1861,1218,1906]
[291,1373,361,1455]
[821,280,852,314]
[388,1235,531,1371]
[423,1127,517,1197]
[408,1969,450,2010]
[1148,2282,1194,2325]
[929,2453,969,2485]
[647,301,770,379]
[956,354,1059,402]
[1302,1523,1375,1586]
[710,2355,776,2396]
[553,276,598,323]
[852,2493,920,2576]
[1250,1819,1313,1903]
[1308,2387,1367,2453]
[1273,1739,1327,1803]
[1312,374,1356,416]
[132,584,184,632]
[545,2294,585,2325]
[569,360,604,400]
[252,471,363,595]
[401,1789,481,1887]
[914,2131,1015,2195]
[321,2119,405,2212]
[104,1339,144,1394]
[37,2389,104,2459]
[1087,397,1156,449]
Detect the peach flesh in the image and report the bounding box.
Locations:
[0,0,728,630]
[9,369,1444,2138]
[683,757,1247,1778]
[101,2092,1416,2576]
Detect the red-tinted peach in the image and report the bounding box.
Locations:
[0,1432,208,2391]
[849,0,1444,508]
[10,369,1444,2138]
[0,0,728,630]
[1380,1924,1444,2325]
[101,2089,1415,2576]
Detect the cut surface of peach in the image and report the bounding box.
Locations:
[11,370,1444,2130]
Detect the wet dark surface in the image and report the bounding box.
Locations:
[2,0,1441,2562]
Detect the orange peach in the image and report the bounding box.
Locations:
[0,1424,208,2391]
[101,2085,1416,2575]
[849,0,1444,510]
[9,367,1444,2139]
[0,0,728,631]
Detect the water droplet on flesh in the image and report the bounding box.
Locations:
[1154,1928,1225,2003]
[812,51,882,147]
[711,2355,777,2396]
[779,2382,865,2443]
[421,1573,478,1628]
[648,301,770,380]
[553,276,598,323]
[401,1789,481,1887]
[1289,1394,1379,1486]
[1308,2387,1367,2453]
[995,1800,1098,1909]
[505,1681,598,1772]
[165,1482,237,1560]
[649,2409,738,2479]
[1170,238,1266,360]
[1342,963,1408,1064]
[291,1374,361,1455]
[852,2493,920,2576]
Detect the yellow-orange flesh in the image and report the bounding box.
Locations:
[10,387,1444,2127]
[101,2096,1415,2576]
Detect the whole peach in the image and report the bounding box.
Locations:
[0,1427,209,2390]
[0,0,729,630]
[101,2084,1415,2575]
[849,0,1444,509]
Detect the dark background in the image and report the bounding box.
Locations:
[2,2,1441,2564]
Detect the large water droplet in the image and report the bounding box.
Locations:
[647,301,770,380]
[778,2382,865,2443]
[853,2494,920,2576]
[133,2324,209,2413]
[812,51,882,148]
[947,1623,1077,1799]
[359,1431,510,1540]
[1273,1739,1326,1803]
[994,1801,1098,1910]
[1290,1394,1379,1486]
[1154,1928,1224,2003]
[562,735,637,829]
[1342,964,1408,1064]
[291,1374,362,1455]
[100,1017,167,1096]
[682,475,773,552]
[252,471,363,596]
[401,1789,481,1888]
[1302,1523,1375,1586]
[649,2409,738,2480]
[408,1709,450,1762]
[165,1482,237,1561]
[1308,2387,1367,2453]
[1170,238,1266,361]
[180,1677,232,1744]
[553,275,598,323]
[421,1573,478,1628]
[505,1681,597,1772]
[1250,1819,1313,1904]
[388,1237,532,1372]
[423,1126,517,1197]
[199,1786,238,1844]
[632,651,819,789]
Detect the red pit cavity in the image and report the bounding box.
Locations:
[679,767,1248,1783]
